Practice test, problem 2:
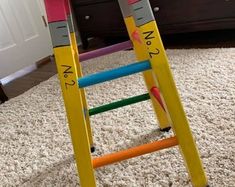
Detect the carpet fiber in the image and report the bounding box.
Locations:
[0,49,235,186]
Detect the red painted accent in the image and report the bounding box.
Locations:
[131,29,142,44]
[128,0,140,5]
[151,87,166,111]
[44,0,67,22]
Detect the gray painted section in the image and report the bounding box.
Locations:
[118,0,132,18]
[130,0,155,26]
[67,15,75,33]
[49,21,70,48]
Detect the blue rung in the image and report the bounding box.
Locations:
[78,60,151,88]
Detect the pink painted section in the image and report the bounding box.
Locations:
[64,0,71,15]
[44,0,67,22]
[128,0,139,4]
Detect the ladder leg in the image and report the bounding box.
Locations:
[54,46,96,187]
[126,17,171,131]
[66,0,94,151]
[118,0,171,130]
[128,1,208,186]
[44,0,96,186]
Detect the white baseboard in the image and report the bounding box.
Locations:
[0,64,37,85]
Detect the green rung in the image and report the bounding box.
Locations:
[89,93,150,116]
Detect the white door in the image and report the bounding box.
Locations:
[0,0,52,79]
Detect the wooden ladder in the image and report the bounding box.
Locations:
[44,0,208,186]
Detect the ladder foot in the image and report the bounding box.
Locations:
[91,146,96,153]
[160,127,171,132]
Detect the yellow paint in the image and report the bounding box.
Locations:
[137,21,207,187]
[53,46,96,187]
[70,32,94,147]
[124,17,171,129]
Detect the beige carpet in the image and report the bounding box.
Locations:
[0,49,235,187]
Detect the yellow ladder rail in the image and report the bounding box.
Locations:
[118,0,171,131]
[44,0,96,186]
[126,0,208,186]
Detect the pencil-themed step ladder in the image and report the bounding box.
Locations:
[44,0,208,186]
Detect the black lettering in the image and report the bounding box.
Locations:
[65,80,75,89]
[62,65,73,74]
[143,30,155,40]
[149,48,160,58]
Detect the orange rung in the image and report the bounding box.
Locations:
[93,136,178,169]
